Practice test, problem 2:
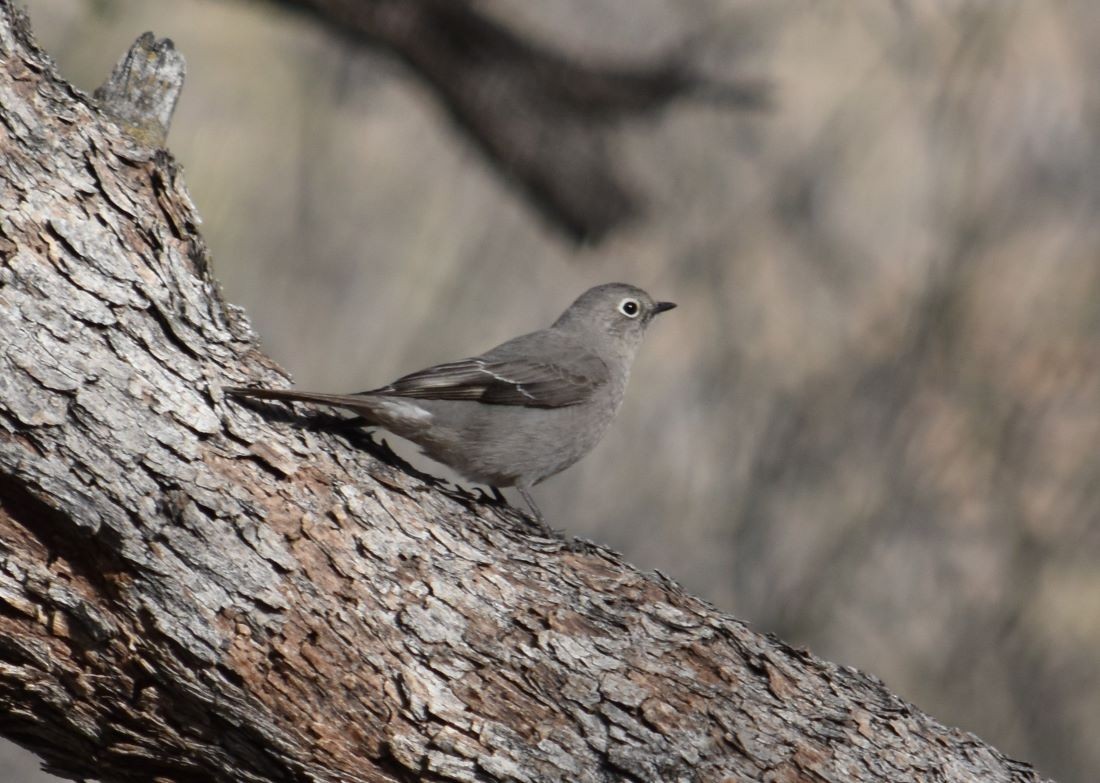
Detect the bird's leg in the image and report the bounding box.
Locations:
[517,487,550,532]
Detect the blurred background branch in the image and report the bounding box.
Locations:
[265,0,769,241]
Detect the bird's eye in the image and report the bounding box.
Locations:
[619,298,640,318]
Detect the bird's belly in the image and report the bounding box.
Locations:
[409,399,617,488]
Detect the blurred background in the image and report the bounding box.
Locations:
[7,0,1099,781]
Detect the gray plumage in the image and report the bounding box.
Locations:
[226,283,675,526]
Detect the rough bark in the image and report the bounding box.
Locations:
[0,6,1050,783]
[269,0,767,242]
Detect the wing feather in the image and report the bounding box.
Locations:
[367,335,609,408]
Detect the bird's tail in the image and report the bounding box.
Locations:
[224,386,377,413]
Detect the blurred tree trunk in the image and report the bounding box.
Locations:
[0,5,1050,782]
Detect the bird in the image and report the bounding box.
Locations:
[225,283,675,527]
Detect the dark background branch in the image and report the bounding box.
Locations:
[272,0,767,241]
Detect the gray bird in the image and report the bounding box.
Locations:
[226,283,675,527]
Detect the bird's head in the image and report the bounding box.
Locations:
[554,283,676,352]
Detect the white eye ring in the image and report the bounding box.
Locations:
[618,298,641,318]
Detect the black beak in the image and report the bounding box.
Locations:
[652,301,677,316]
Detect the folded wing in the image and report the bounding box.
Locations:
[369,336,609,409]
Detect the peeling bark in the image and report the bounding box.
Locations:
[0,6,1051,783]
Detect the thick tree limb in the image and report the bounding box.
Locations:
[270,0,767,242]
[0,6,1049,783]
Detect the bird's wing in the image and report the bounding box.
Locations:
[369,333,610,408]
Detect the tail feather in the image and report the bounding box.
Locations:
[224,386,376,413]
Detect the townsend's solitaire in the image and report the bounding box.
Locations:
[226,283,675,526]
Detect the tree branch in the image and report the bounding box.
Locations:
[94,31,185,148]
[0,5,1048,782]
